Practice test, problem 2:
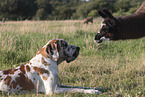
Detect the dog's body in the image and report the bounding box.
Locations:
[0,39,101,94]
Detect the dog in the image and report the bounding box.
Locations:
[0,39,101,94]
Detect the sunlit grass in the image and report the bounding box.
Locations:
[0,19,145,96]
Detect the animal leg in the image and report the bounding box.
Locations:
[54,84,102,94]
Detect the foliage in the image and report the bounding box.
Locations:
[33,8,47,20]
[0,0,144,20]
[115,0,132,12]
[74,0,107,19]
[88,10,98,17]
[34,0,52,20]
[0,0,37,20]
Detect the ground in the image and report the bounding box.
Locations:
[0,19,145,96]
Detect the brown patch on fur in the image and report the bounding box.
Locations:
[48,39,59,44]
[10,73,34,91]
[28,61,32,65]
[37,46,50,58]
[42,76,48,80]
[26,65,30,72]
[41,57,50,66]
[3,69,18,75]
[33,67,50,75]
[20,65,26,74]
[4,76,11,85]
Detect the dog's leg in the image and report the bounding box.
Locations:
[54,85,102,94]
[58,84,103,90]
[54,87,101,94]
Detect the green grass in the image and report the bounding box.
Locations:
[0,19,145,97]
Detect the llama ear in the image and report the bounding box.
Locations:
[102,9,114,19]
[98,9,107,18]
[98,8,115,19]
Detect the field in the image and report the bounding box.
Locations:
[0,19,145,97]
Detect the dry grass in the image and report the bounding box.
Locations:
[0,19,145,96]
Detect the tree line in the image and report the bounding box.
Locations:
[0,0,144,20]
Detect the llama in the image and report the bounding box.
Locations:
[82,17,93,24]
[94,1,145,43]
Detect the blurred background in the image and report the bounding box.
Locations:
[0,0,144,21]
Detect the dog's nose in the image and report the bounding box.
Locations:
[76,47,80,51]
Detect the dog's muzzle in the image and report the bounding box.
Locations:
[73,47,80,57]
[66,46,80,63]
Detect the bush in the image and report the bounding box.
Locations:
[88,10,98,17]
[33,8,46,20]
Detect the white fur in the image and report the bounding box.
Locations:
[0,39,102,95]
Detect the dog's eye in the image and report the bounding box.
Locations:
[64,43,68,47]
[63,42,68,48]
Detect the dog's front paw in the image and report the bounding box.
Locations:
[84,89,101,94]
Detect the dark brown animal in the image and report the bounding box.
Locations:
[94,1,145,43]
[83,17,93,24]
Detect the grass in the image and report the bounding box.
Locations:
[0,19,145,97]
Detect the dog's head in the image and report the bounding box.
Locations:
[94,9,119,43]
[37,39,80,64]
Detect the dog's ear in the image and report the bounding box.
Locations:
[54,40,61,52]
[46,44,53,55]
[46,40,60,61]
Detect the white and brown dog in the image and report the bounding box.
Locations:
[0,39,101,94]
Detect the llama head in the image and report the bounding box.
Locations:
[94,9,119,43]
